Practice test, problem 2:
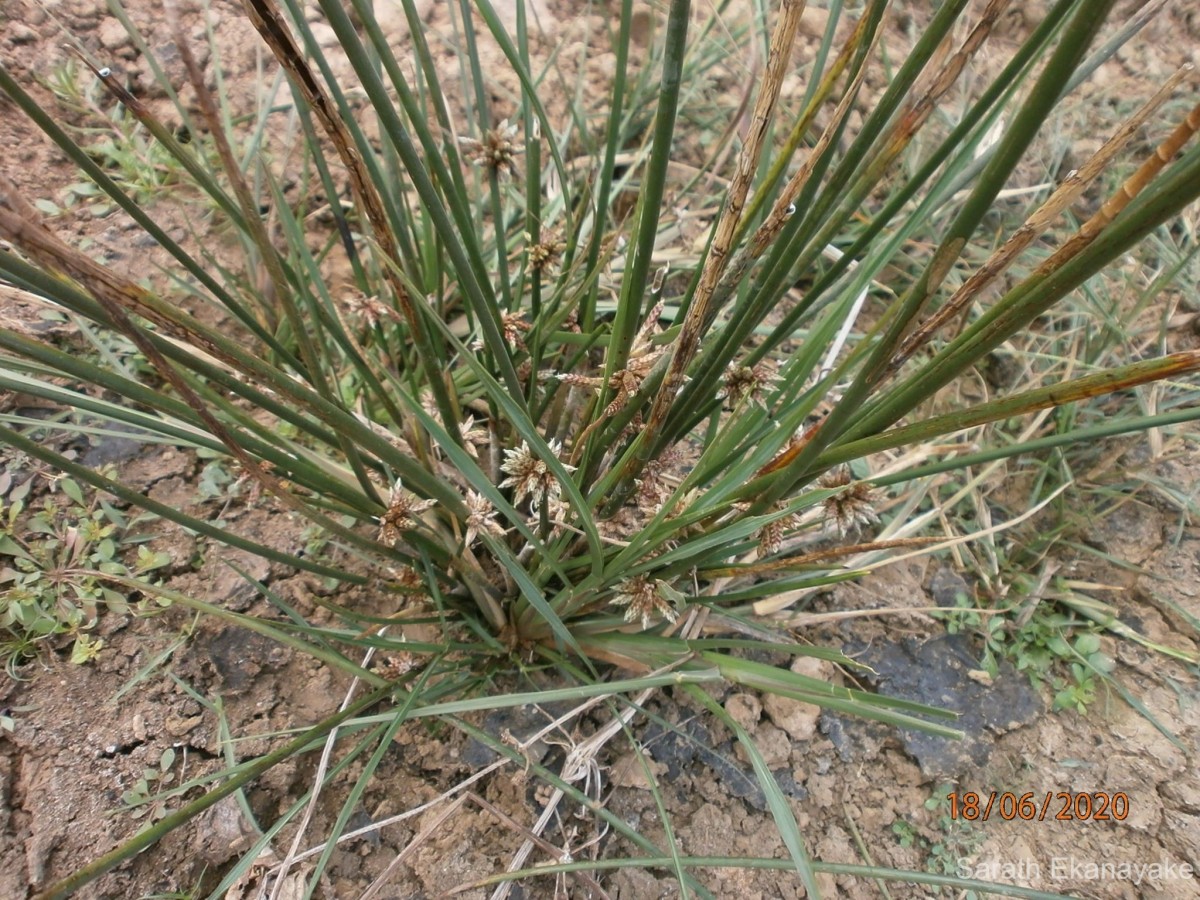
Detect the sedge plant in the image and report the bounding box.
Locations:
[2,0,1200,896]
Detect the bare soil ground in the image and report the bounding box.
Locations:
[2,1,1199,898]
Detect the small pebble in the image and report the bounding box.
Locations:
[309,23,338,49]
[8,23,38,44]
[165,714,204,737]
[725,693,762,731]
[99,19,129,52]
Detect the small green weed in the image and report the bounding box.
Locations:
[925,785,987,883]
[890,817,922,850]
[938,571,1115,714]
[120,746,179,826]
[892,784,987,896]
[0,466,171,673]
[195,454,237,502]
[38,58,187,212]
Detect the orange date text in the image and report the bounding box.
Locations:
[947,791,1129,823]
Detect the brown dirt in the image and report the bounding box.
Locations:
[2,1,1200,898]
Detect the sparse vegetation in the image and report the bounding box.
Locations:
[892,784,987,896]
[0,465,170,675]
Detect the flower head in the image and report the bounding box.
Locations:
[719,361,780,409]
[757,504,803,557]
[391,565,426,595]
[635,446,684,509]
[501,312,531,349]
[341,291,382,329]
[528,233,566,273]
[499,440,575,512]
[378,480,437,544]
[375,649,421,680]
[609,575,680,630]
[459,120,520,177]
[463,490,506,545]
[456,415,488,460]
[529,492,573,535]
[818,467,880,536]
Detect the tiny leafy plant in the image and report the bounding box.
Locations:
[938,545,1182,716]
[2,0,1200,896]
[939,577,1112,711]
[892,785,986,895]
[923,784,988,885]
[38,57,191,212]
[120,746,180,826]
[0,466,170,674]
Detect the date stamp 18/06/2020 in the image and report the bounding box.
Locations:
[949,791,1196,890]
[947,790,1128,822]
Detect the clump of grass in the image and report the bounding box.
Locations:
[2,0,1200,896]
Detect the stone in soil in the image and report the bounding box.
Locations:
[829,633,1042,779]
